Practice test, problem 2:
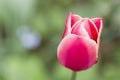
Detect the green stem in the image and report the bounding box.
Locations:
[71,71,77,80]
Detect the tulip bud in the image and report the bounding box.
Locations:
[57,13,103,71]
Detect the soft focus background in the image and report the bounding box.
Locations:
[0,0,120,80]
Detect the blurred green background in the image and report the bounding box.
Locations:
[0,0,120,80]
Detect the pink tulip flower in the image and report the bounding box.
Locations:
[57,13,103,71]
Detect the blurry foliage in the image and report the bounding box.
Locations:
[0,0,120,80]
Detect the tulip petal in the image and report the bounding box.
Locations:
[62,13,81,39]
[83,19,98,42]
[62,13,72,38]
[92,18,103,51]
[71,20,90,39]
[71,14,82,27]
[92,18,103,32]
[71,19,98,42]
[57,34,97,71]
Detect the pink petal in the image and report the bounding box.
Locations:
[83,19,98,42]
[57,34,97,71]
[92,18,103,52]
[71,19,98,42]
[92,18,103,32]
[71,19,90,39]
[62,13,72,39]
[62,13,81,39]
[71,14,82,27]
